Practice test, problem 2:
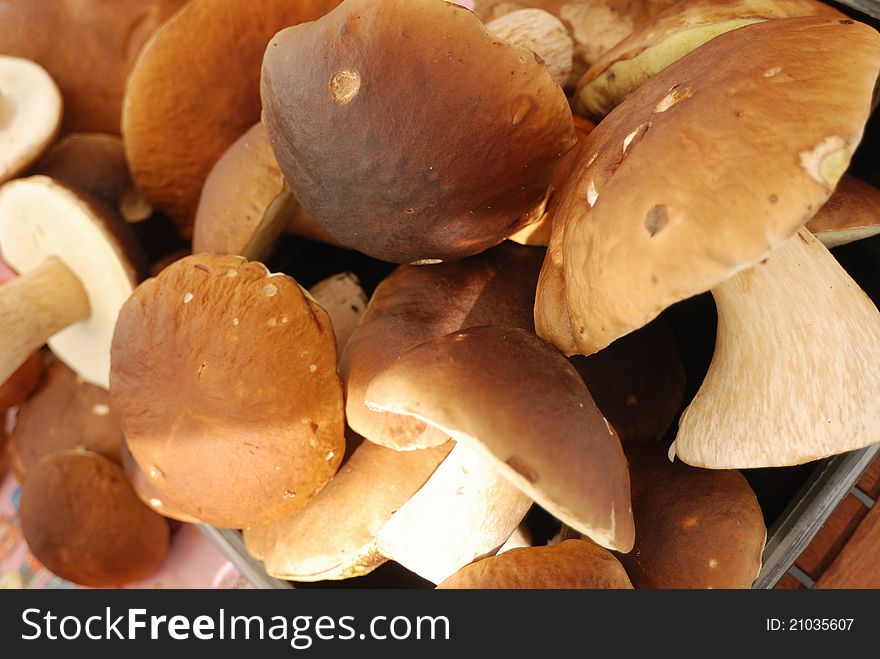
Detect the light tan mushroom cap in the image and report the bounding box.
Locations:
[123,0,341,233]
[806,175,880,248]
[620,446,765,589]
[19,449,170,587]
[0,55,62,183]
[536,17,880,356]
[109,254,345,528]
[437,538,633,589]
[341,243,543,450]
[366,325,634,552]
[575,0,842,117]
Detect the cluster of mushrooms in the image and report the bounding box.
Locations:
[1,0,879,589]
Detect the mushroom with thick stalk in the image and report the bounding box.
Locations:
[123,0,341,235]
[574,0,842,118]
[366,326,634,552]
[341,242,544,451]
[437,539,633,589]
[262,0,576,263]
[534,18,880,468]
[0,56,62,184]
[19,449,170,587]
[0,175,147,388]
[109,254,345,528]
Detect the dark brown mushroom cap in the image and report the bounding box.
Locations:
[619,446,766,588]
[9,358,122,481]
[123,0,341,233]
[366,325,634,552]
[806,175,880,248]
[0,0,186,135]
[0,349,42,410]
[437,538,633,589]
[262,0,576,263]
[536,17,880,356]
[109,254,345,528]
[19,449,170,587]
[340,242,543,450]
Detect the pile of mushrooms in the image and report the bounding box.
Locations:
[1,0,880,590]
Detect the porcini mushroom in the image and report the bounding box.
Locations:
[620,445,766,588]
[307,272,368,352]
[485,8,574,88]
[8,357,123,481]
[805,175,880,249]
[0,175,146,387]
[574,0,842,118]
[109,254,345,528]
[437,538,633,589]
[261,0,576,262]
[366,326,634,552]
[0,55,62,184]
[341,242,543,450]
[536,18,880,468]
[19,449,170,587]
[0,349,42,410]
[123,0,341,233]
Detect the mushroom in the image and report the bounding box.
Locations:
[805,175,880,249]
[366,326,634,552]
[341,242,543,451]
[19,449,170,587]
[245,436,531,584]
[0,175,146,387]
[261,0,576,263]
[535,18,880,467]
[0,55,62,184]
[574,0,842,118]
[307,272,368,352]
[192,122,340,260]
[109,253,345,528]
[619,445,766,588]
[436,539,633,589]
[0,349,42,410]
[35,132,153,223]
[8,357,123,481]
[485,9,574,88]
[123,0,341,234]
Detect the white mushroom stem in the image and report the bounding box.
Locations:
[307,273,368,353]
[672,227,880,468]
[486,9,574,88]
[0,257,89,383]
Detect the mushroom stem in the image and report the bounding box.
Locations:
[672,227,880,468]
[0,257,90,383]
[486,9,574,88]
[307,273,368,353]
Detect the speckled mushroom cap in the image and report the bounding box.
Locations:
[366,325,634,552]
[437,538,633,589]
[0,55,62,184]
[574,0,842,118]
[0,0,186,135]
[0,349,42,410]
[19,449,170,587]
[262,0,576,263]
[619,446,766,589]
[536,17,880,356]
[9,357,122,481]
[806,175,880,249]
[123,0,341,234]
[109,253,345,528]
[340,242,543,451]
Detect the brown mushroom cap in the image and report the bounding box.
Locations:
[109,253,345,528]
[437,538,633,589]
[0,0,186,135]
[0,55,62,184]
[0,349,42,410]
[8,357,122,481]
[19,449,170,587]
[341,242,543,450]
[262,0,576,263]
[574,0,842,118]
[620,446,766,588]
[192,122,338,260]
[806,175,880,249]
[123,0,341,233]
[536,17,880,356]
[366,325,634,552]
